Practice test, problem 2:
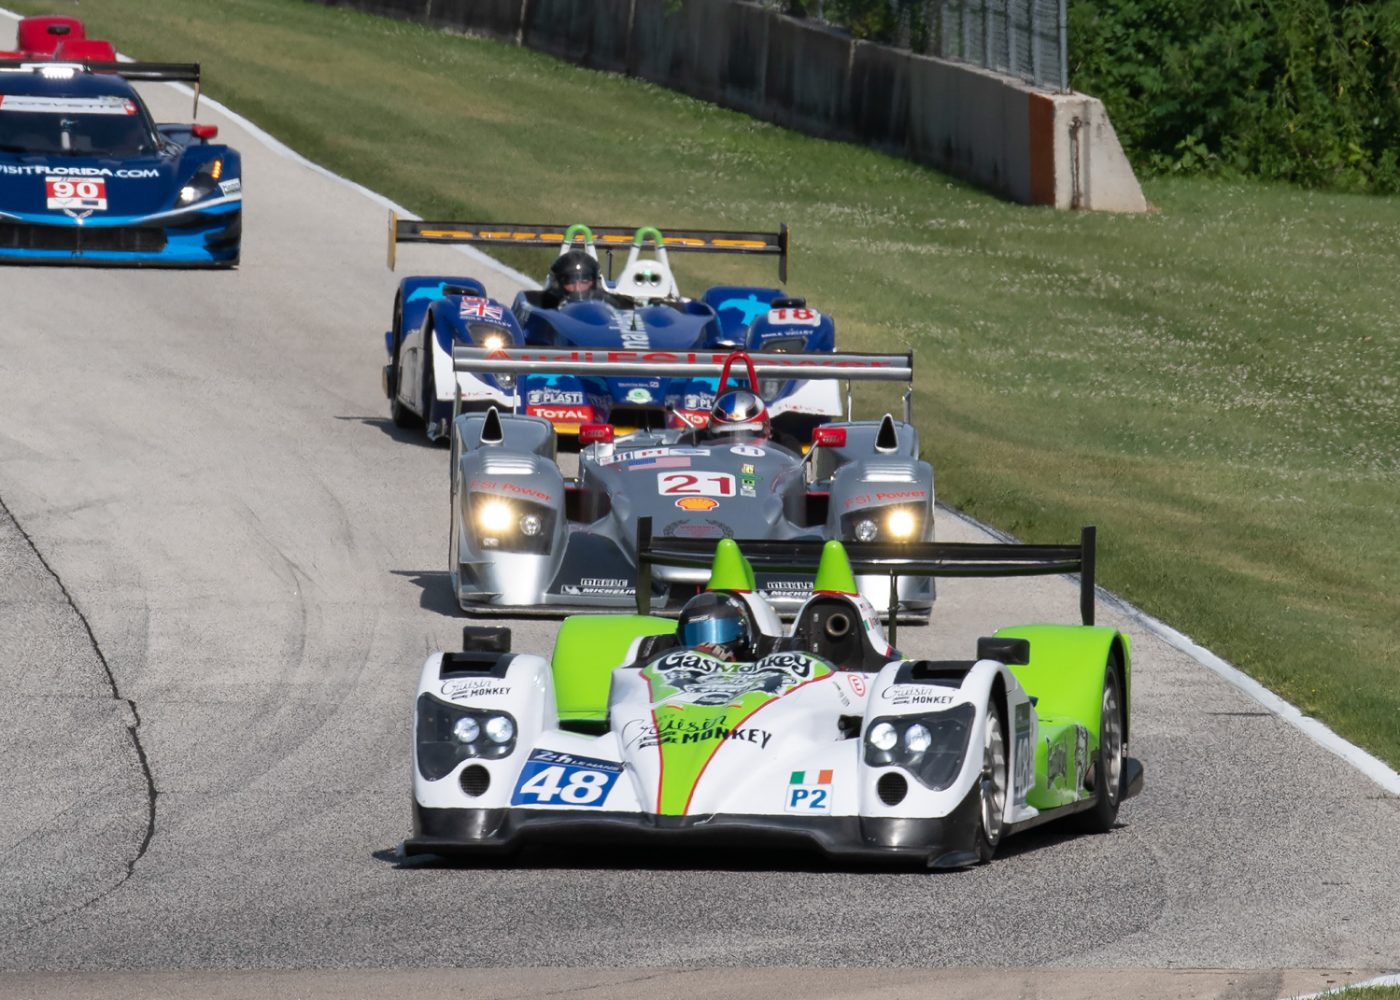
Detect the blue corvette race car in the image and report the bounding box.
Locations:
[382,218,842,442]
[0,59,241,266]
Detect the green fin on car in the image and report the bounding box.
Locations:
[813,539,858,594]
[706,538,756,592]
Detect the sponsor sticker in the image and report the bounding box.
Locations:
[528,405,592,422]
[675,496,719,512]
[844,490,927,508]
[621,715,774,751]
[730,445,765,458]
[440,678,511,701]
[625,388,652,404]
[880,685,956,708]
[469,478,551,501]
[510,749,622,807]
[1014,702,1033,805]
[527,387,586,405]
[0,94,136,116]
[848,674,867,697]
[218,178,242,195]
[561,577,634,596]
[786,769,834,813]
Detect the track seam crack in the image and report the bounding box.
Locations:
[0,493,158,926]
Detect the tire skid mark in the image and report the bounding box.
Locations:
[0,492,157,928]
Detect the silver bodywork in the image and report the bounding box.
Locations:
[447,349,934,619]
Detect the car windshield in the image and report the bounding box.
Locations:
[0,94,158,156]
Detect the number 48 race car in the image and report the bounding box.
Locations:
[408,525,1144,868]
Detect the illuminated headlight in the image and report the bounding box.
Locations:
[177,161,223,205]
[40,66,76,79]
[519,513,543,536]
[452,716,481,744]
[478,500,513,534]
[483,334,505,350]
[867,721,898,752]
[484,715,515,744]
[854,518,878,543]
[886,507,918,540]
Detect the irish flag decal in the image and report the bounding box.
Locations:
[786,769,833,813]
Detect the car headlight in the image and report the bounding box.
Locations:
[416,695,518,780]
[886,507,918,540]
[177,159,223,205]
[864,704,975,791]
[467,321,509,351]
[485,714,515,744]
[854,518,878,543]
[469,493,556,555]
[478,500,514,534]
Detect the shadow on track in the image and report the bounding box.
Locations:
[390,569,462,615]
[336,415,448,448]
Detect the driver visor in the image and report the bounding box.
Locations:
[681,615,743,648]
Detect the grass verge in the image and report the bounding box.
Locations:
[7,0,1398,766]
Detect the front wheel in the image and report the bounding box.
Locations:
[973,700,1008,862]
[1073,655,1125,833]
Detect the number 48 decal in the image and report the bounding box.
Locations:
[510,751,622,808]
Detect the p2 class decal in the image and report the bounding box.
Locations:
[785,769,834,813]
[658,471,735,497]
[510,749,622,807]
[45,177,107,212]
[1014,702,1033,805]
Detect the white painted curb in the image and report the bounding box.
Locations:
[7,7,1397,800]
[1282,971,1400,999]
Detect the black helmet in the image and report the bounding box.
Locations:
[547,250,601,303]
[676,592,756,661]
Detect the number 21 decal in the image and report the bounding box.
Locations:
[657,472,735,497]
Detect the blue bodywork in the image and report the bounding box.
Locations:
[385,276,837,438]
[0,71,241,266]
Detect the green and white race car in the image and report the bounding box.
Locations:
[408,523,1144,867]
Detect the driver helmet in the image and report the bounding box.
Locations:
[547,250,601,303]
[705,390,770,439]
[676,591,756,662]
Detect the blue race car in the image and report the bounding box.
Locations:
[382,218,841,442]
[0,59,241,266]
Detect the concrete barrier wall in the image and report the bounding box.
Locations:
[310,0,1145,211]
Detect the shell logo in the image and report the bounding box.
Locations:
[675,496,719,512]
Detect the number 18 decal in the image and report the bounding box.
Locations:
[657,471,735,497]
[511,750,621,808]
[766,307,821,327]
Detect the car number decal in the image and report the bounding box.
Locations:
[510,749,622,807]
[658,471,735,497]
[46,177,107,211]
[765,307,821,327]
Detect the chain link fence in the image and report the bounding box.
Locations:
[787,0,1069,92]
[928,0,1068,91]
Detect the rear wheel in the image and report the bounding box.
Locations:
[973,700,1008,862]
[1074,655,1125,833]
[389,295,419,429]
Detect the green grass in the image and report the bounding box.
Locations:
[1324,988,1400,1000]
[11,0,1399,766]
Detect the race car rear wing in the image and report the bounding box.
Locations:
[0,61,203,113]
[453,345,914,420]
[389,213,790,281]
[635,517,1098,643]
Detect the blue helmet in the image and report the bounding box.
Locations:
[677,592,755,661]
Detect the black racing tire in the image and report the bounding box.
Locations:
[973,695,1009,863]
[1073,651,1126,834]
[389,294,419,429]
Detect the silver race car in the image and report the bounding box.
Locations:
[446,346,935,619]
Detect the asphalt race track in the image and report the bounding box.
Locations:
[0,59,1397,998]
